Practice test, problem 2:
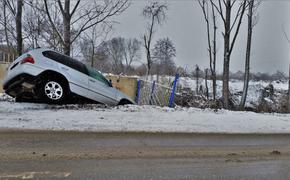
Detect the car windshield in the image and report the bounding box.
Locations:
[86,66,111,87]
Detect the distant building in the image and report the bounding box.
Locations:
[0,45,16,64]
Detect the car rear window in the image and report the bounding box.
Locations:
[42,51,88,75]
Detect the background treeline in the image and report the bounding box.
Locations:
[0,0,289,111]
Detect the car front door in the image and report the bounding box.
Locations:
[87,67,118,105]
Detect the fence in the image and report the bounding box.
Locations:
[136,74,179,107]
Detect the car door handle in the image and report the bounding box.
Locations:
[89,79,96,83]
[61,66,69,71]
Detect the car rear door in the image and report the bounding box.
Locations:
[61,64,89,99]
[42,51,90,99]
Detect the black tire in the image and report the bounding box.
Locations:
[118,99,133,106]
[38,77,69,104]
[15,97,39,103]
[15,96,24,103]
[15,93,37,103]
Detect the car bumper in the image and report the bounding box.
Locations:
[3,73,37,98]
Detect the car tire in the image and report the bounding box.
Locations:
[15,96,24,103]
[118,99,133,105]
[38,78,69,104]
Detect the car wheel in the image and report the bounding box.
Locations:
[39,78,68,104]
[118,99,133,105]
[15,96,24,103]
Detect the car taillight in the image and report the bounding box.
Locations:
[20,55,35,64]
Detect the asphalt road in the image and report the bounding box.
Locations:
[0,130,290,179]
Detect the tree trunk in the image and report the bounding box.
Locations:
[240,0,254,110]
[288,63,290,112]
[205,69,209,99]
[212,2,217,101]
[222,0,232,109]
[146,48,151,75]
[91,45,94,68]
[223,56,230,108]
[3,1,13,56]
[16,0,23,56]
[145,16,155,76]
[195,65,200,95]
[63,0,71,55]
[199,0,217,101]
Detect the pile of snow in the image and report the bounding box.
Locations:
[0,101,290,133]
[179,77,288,98]
[0,93,14,102]
[144,75,288,108]
[176,77,288,110]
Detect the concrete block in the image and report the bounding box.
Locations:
[106,75,138,101]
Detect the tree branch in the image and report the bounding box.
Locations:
[43,0,64,45]
[71,0,129,43]
[70,0,81,16]
[229,0,247,54]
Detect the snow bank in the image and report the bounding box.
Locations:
[0,101,290,133]
[177,77,288,109]
[0,93,14,102]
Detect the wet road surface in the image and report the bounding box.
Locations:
[0,130,290,179]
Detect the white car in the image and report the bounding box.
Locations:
[3,48,135,105]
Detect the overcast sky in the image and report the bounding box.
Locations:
[111,0,290,74]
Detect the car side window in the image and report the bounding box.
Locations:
[87,66,111,87]
[42,51,88,75]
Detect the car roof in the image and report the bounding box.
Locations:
[27,48,55,54]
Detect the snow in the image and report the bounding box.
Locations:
[0,100,290,133]
[1,75,289,134]
[177,77,288,107]
[178,77,288,95]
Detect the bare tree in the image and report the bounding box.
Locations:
[84,41,111,73]
[142,2,167,75]
[80,24,111,68]
[84,36,141,74]
[195,65,201,95]
[240,0,260,110]
[103,37,125,74]
[28,1,65,51]
[21,1,42,49]
[205,68,209,99]
[153,37,176,77]
[15,0,23,56]
[0,0,23,56]
[211,0,247,109]
[123,38,142,74]
[198,0,218,100]
[289,64,290,112]
[282,24,290,112]
[0,0,15,54]
[1,0,45,55]
[43,0,129,56]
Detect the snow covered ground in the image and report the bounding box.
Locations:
[154,76,288,109]
[0,76,289,133]
[1,100,290,133]
[178,77,288,104]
